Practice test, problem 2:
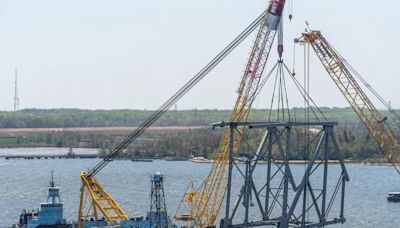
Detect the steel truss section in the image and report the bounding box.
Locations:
[214,121,349,228]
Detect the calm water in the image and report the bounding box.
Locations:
[0,148,399,227]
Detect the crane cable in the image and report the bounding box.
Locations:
[303,41,311,224]
[282,63,326,120]
[86,11,267,178]
[323,35,400,123]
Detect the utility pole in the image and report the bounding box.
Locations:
[14,68,20,112]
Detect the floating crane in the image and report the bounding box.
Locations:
[295,30,400,174]
[174,0,287,227]
[77,1,400,227]
[76,5,269,227]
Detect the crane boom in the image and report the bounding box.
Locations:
[77,11,267,226]
[175,1,286,226]
[296,30,400,174]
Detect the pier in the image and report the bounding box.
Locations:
[1,154,99,160]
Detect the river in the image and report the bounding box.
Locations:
[0,148,398,227]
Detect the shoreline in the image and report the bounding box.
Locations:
[0,147,389,164]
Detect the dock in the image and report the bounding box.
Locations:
[1,154,99,160]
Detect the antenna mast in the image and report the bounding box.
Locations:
[14,68,20,112]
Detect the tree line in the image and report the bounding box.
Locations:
[0,107,362,128]
[1,107,399,161]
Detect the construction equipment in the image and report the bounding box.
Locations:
[77,7,268,227]
[174,0,287,226]
[295,30,400,174]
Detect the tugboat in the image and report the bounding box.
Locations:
[18,171,71,228]
[66,148,76,159]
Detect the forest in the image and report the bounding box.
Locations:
[0,107,398,161]
[0,107,362,128]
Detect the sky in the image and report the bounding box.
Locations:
[0,0,399,110]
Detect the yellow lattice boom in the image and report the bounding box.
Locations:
[175,1,288,226]
[77,2,283,226]
[78,172,128,227]
[296,30,400,174]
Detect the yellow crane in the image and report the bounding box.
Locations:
[295,30,400,174]
[76,3,270,226]
[174,0,287,226]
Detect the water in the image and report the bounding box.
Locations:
[0,148,398,227]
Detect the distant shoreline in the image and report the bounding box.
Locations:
[0,126,208,135]
[0,147,389,165]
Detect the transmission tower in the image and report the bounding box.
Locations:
[150,172,168,228]
[14,68,20,112]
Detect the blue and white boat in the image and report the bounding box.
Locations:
[18,171,71,228]
[16,171,176,228]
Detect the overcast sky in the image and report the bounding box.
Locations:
[0,0,399,110]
